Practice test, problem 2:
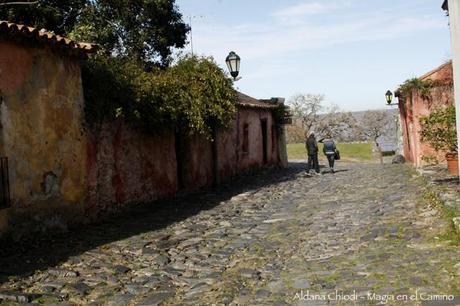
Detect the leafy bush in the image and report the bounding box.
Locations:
[82,55,237,137]
[398,78,437,99]
[419,105,457,153]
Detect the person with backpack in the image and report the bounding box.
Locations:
[322,134,337,173]
[305,131,320,175]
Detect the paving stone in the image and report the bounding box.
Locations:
[255,289,271,298]
[153,254,170,267]
[125,284,149,295]
[48,269,79,278]
[1,163,459,305]
[238,268,256,278]
[136,291,174,306]
[0,291,39,303]
[113,265,131,274]
[71,282,91,296]
[106,293,134,306]
[292,278,310,289]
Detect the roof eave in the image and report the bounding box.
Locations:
[0,20,98,55]
[236,103,279,110]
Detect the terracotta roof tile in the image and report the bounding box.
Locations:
[0,20,97,54]
[236,91,279,109]
[419,61,453,83]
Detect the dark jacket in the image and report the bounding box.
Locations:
[323,138,336,155]
[306,135,318,155]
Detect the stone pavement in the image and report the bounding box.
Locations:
[0,162,459,305]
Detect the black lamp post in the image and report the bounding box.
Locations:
[225,51,240,80]
[385,90,393,105]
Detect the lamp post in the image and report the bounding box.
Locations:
[385,90,399,106]
[225,51,241,80]
[385,90,394,105]
[385,89,403,157]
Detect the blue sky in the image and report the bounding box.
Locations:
[175,0,451,111]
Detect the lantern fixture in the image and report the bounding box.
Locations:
[385,90,393,105]
[225,51,240,80]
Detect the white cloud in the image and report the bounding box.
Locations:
[271,1,351,25]
[191,13,446,63]
[273,2,335,17]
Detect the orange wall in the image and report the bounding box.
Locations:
[0,42,87,211]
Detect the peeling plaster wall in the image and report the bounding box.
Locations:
[217,118,238,180]
[0,42,87,225]
[235,108,278,171]
[217,107,280,180]
[88,108,281,210]
[86,122,178,213]
[180,133,214,191]
[399,63,454,167]
[0,39,284,236]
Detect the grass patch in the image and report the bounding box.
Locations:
[287,142,373,161]
[422,190,460,245]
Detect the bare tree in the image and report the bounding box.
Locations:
[287,94,358,142]
[288,94,325,137]
[360,110,394,163]
[286,124,306,144]
[314,105,357,141]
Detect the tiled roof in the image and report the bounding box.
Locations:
[419,61,453,83]
[236,91,279,109]
[0,21,97,54]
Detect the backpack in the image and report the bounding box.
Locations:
[323,139,335,153]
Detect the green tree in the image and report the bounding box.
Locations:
[82,55,237,137]
[0,0,190,67]
[71,0,190,67]
[420,105,457,153]
[0,0,87,35]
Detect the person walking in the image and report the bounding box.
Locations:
[322,134,337,173]
[305,131,320,175]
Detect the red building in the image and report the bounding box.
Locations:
[86,92,288,212]
[0,21,289,235]
[397,62,454,167]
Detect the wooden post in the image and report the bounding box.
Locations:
[447,0,460,176]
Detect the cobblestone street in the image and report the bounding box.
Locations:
[0,162,459,305]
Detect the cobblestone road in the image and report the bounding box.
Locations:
[1,163,459,305]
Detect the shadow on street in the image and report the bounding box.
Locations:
[0,163,305,283]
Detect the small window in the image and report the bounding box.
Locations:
[243,124,249,154]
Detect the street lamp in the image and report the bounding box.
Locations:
[225,51,240,80]
[385,90,393,105]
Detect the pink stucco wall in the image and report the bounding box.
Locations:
[86,121,178,213]
[218,107,279,179]
[399,62,454,167]
[217,118,238,180]
[86,106,281,211]
[181,133,214,190]
[235,107,278,171]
